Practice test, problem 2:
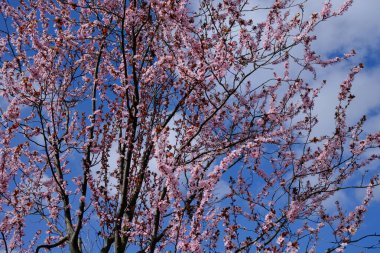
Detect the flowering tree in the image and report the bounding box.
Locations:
[0,0,379,252]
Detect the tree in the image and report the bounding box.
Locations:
[0,0,379,252]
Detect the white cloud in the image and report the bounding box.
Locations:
[323,189,350,211]
[213,179,230,199]
[310,0,380,56]
[306,0,380,137]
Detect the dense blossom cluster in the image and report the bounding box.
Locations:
[0,0,379,252]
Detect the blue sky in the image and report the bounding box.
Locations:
[188,0,380,251]
[1,0,380,252]
[310,1,380,251]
